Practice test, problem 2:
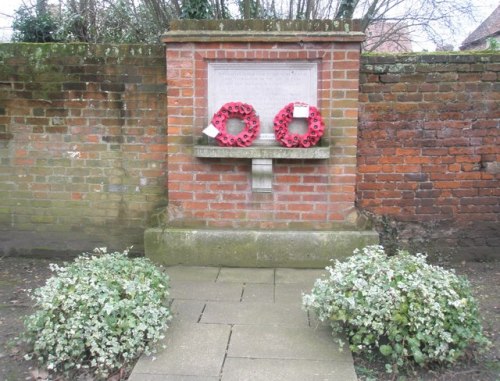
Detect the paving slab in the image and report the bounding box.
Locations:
[217,268,274,283]
[228,324,352,361]
[274,283,313,305]
[166,266,220,282]
[130,375,218,381]
[169,281,243,301]
[131,322,230,378]
[170,300,206,323]
[200,302,308,326]
[240,283,274,303]
[221,358,357,381]
[275,268,327,284]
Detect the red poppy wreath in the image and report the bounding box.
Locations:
[273,102,325,148]
[211,102,260,147]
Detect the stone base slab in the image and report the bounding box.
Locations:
[144,228,379,268]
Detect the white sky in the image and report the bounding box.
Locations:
[0,0,498,50]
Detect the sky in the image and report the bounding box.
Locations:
[0,0,498,50]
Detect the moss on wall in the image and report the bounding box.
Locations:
[0,43,167,257]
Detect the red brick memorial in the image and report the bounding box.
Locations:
[145,20,379,267]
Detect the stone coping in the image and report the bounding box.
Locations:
[169,19,363,32]
[162,20,365,43]
[193,143,330,159]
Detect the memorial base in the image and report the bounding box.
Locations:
[144,228,379,268]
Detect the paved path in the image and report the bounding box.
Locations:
[129,267,357,381]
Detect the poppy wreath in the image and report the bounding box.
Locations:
[211,102,260,147]
[273,102,325,148]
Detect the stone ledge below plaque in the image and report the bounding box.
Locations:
[193,143,330,160]
[194,142,330,192]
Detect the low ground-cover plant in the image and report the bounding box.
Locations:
[303,245,490,373]
[23,248,171,379]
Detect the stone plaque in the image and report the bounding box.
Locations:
[208,62,318,143]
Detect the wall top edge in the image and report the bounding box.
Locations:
[161,33,365,43]
[162,19,365,43]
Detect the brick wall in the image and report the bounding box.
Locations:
[0,43,498,260]
[0,44,167,255]
[358,53,500,259]
[164,38,362,230]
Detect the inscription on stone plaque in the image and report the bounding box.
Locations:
[208,62,318,143]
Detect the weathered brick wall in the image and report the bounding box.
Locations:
[358,53,500,259]
[1,44,498,260]
[0,44,167,256]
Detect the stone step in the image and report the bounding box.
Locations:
[145,228,379,268]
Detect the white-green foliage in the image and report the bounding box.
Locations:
[23,248,171,378]
[303,245,489,372]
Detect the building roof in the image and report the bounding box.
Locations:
[460,5,500,50]
[364,21,413,53]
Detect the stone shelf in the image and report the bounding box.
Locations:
[194,143,330,193]
[193,144,330,159]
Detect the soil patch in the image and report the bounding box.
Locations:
[0,257,59,381]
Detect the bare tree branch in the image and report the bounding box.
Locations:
[10,0,479,50]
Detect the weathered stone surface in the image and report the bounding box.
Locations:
[193,144,330,159]
[240,283,274,303]
[168,19,363,32]
[217,268,274,283]
[131,322,230,377]
[227,325,352,361]
[162,20,365,43]
[200,302,308,326]
[274,283,315,305]
[168,281,243,301]
[275,268,327,284]
[169,300,206,323]
[221,358,357,381]
[166,266,220,282]
[131,376,218,381]
[145,228,379,268]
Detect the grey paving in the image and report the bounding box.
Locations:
[217,268,274,283]
[274,283,315,305]
[131,322,230,377]
[228,325,351,361]
[129,266,357,381]
[170,300,206,323]
[200,302,308,326]
[166,266,220,282]
[275,268,327,284]
[130,375,218,381]
[221,358,356,381]
[169,280,243,301]
[240,283,274,303]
